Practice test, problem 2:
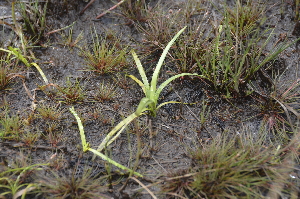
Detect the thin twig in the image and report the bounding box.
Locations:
[46,21,76,35]
[95,0,126,19]
[80,0,96,15]
[130,177,158,199]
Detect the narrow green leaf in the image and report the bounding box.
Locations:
[7,47,30,67]
[88,148,143,177]
[131,50,150,91]
[128,75,146,95]
[106,113,141,147]
[155,73,197,101]
[31,62,49,84]
[150,27,187,96]
[69,107,90,152]
[135,97,154,115]
[156,101,183,110]
[96,112,139,153]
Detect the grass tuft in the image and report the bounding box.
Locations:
[80,29,128,74]
[38,168,110,199]
[161,132,300,198]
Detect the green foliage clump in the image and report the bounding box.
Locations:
[0,111,23,141]
[18,0,48,44]
[81,30,128,74]
[57,78,85,104]
[38,169,109,199]
[161,133,299,198]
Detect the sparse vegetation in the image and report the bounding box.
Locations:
[0,154,46,199]
[36,103,64,121]
[1,0,300,198]
[38,168,109,199]
[59,24,84,49]
[0,53,24,91]
[197,14,292,98]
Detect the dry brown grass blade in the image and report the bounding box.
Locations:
[80,0,95,15]
[13,186,35,199]
[130,177,157,199]
[95,0,126,19]
[166,192,188,199]
[266,130,300,198]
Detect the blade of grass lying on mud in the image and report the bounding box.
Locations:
[69,107,143,177]
[96,111,142,152]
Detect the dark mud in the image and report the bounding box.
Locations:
[0,0,300,198]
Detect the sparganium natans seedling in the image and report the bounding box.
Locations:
[129,26,197,117]
[70,27,197,176]
[95,26,197,152]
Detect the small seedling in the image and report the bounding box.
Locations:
[80,29,128,74]
[47,130,63,148]
[70,27,196,177]
[59,25,83,48]
[36,103,63,121]
[20,129,41,147]
[57,78,85,104]
[0,112,23,141]
[93,81,119,102]
[129,27,197,117]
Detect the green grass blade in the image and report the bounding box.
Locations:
[156,101,183,110]
[150,27,187,97]
[69,107,90,152]
[88,148,143,177]
[155,73,197,101]
[135,97,153,115]
[7,47,30,67]
[131,50,150,91]
[106,114,141,147]
[128,75,146,95]
[96,112,139,153]
[31,62,49,84]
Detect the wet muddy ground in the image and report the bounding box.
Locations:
[0,0,300,198]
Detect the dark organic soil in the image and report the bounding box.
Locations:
[0,0,299,198]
